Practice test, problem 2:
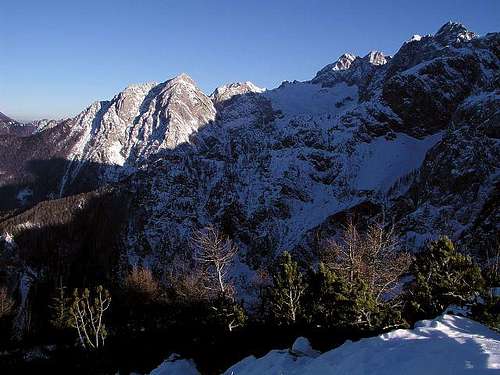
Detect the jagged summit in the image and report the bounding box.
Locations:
[332,53,357,71]
[363,51,387,65]
[211,81,265,104]
[311,53,357,83]
[434,21,475,44]
[122,81,158,94]
[116,74,197,104]
[311,50,389,87]
[51,72,216,193]
[405,34,423,44]
[166,72,197,87]
[313,50,389,83]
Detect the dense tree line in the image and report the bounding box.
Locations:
[0,221,498,374]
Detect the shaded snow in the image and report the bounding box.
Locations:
[223,314,500,375]
[148,353,200,375]
[353,132,442,192]
[291,337,321,358]
[264,81,358,116]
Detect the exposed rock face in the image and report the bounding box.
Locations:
[392,90,500,249]
[434,21,476,45]
[381,32,494,137]
[0,22,498,288]
[211,81,265,105]
[316,53,357,75]
[58,73,216,194]
[365,51,388,66]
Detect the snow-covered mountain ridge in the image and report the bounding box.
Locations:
[0,22,498,276]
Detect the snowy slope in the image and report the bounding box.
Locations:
[122,22,499,270]
[222,314,500,375]
[148,353,201,375]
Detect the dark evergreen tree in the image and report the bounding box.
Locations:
[208,296,247,332]
[304,262,406,331]
[267,251,306,325]
[49,281,71,330]
[405,237,485,320]
[471,293,500,331]
[304,263,353,328]
[471,253,500,331]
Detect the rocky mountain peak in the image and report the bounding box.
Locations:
[332,53,357,71]
[51,73,216,194]
[121,81,158,97]
[405,34,423,44]
[363,51,387,66]
[166,73,197,88]
[312,50,388,87]
[210,81,265,104]
[434,21,475,45]
[311,53,358,84]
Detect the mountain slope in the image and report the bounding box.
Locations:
[121,22,499,272]
[0,22,498,284]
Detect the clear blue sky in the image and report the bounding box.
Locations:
[1,0,498,121]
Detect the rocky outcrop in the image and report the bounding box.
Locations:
[211,81,265,105]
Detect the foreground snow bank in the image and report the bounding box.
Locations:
[223,314,500,375]
[148,353,200,375]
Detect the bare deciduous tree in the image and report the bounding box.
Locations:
[126,266,160,303]
[191,225,238,296]
[69,286,111,350]
[0,286,15,319]
[167,255,209,302]
[322,219,412,304]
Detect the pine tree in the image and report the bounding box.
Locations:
[208,296,247,332]
[49,281,71,330]
[406,237,485,320]
[471,294,500,331]
[471,246,500,331]
[304,263,352,328]
[268,251,306,325]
